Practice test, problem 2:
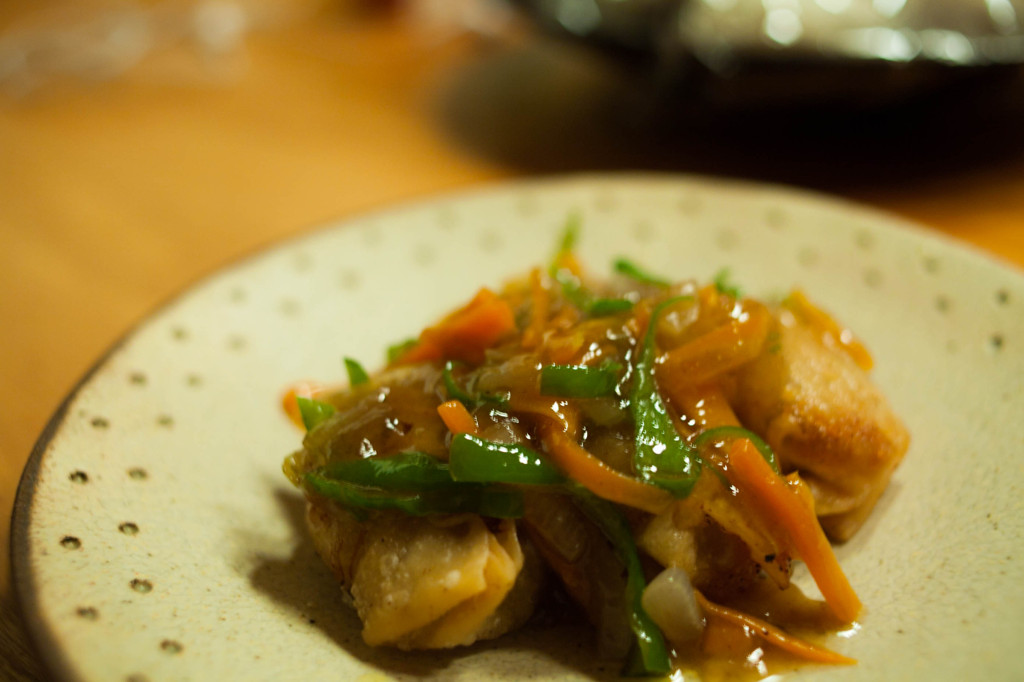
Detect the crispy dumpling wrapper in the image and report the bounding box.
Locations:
[306,500,541,649]
[730,309,910,541]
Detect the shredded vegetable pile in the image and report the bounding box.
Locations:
[282,222,908,678]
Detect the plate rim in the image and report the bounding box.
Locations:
[10,171,1024,682]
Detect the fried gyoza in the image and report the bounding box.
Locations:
[283,245,908,677]
[731,307,910,541]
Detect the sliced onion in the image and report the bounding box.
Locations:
[641,566,705,646]
[521,493,588,563]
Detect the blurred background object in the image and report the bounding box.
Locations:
[520,0,1024,61]
[514,0,1024,100]
[503,0,1024,178]
[0,0,292,96]
[2,1,1023,680]
[0,0,518,97]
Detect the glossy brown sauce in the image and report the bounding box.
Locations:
[286,266,900,676]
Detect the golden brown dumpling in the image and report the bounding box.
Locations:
[307,500,542,649]
[730,309,910,541]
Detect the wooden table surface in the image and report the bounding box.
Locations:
[2,2,1023,679]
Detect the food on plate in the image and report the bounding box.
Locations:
[281,223,909,677]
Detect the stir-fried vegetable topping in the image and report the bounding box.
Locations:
[549,219,636,318]
[726,438,861,623]
[613,257,670,287]
[630,297,702,497]
[573,488,671,676]
[443,360,509,408]
[539,362,622,399]
[395,288,516,365]
[304,450,524,519]
[386,338,418,364]
[587,297,635,316]
[296,396,335,432]
[320,451,454,490]
[304,471,524,519]
[437,399,479,436]
[450,434,565,485]
[554,212,581,256]
[693,425,780,474]
[712,267,742,298]
[551,265,634,318]
[344,357,370,386]
[284,224,898,678]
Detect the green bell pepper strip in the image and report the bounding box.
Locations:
[549,212,581,278]
[630,296,702,497]
[572,488,672,677]
[613,258,670,287]
[540,362,622,399]
[551,261,633,317]
[386,337,417,364]
[712,267,742,298]
[552,269,589,308]
[588,297,634,316]
[548,220,634,318]
[548,215,587,308]
[321,451,457,491]
[692,425,780,474]
[552,270,635,318]
[304,471,524,519]
[442,360,479,406]
[344,357,370,386]
[449,434,566,485]
[296,396,336,432]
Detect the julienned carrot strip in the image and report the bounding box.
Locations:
[437,400,479,436]
[656,302,771,387]
[521,267,549,350]
[727,439,862,623]
[539,319,584,364]
[540,424,673,516]
[396,338,443,365]
[694,591,855,665]
[623,300,652,341]
[281,381,326,429]
[396,288,516,365]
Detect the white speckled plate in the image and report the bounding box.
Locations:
[13,175,1024,682]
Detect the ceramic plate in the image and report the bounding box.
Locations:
[13,175,1024,682]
